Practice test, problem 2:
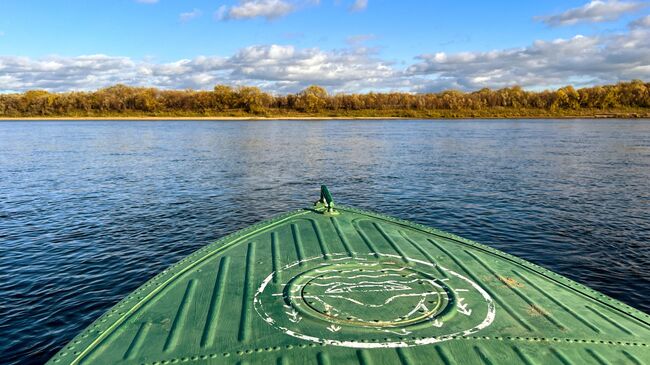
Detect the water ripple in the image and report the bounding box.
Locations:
[0,119,649,365]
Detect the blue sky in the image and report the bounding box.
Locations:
[0,0,649,93]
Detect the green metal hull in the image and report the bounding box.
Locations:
[47,205,650,364]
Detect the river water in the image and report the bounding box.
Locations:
[1,119,649,364]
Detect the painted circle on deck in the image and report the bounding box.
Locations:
[294,263,449,327]
[254,253,495,348]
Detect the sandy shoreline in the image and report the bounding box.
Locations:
[1,115,649,121]
[0,116,408,121]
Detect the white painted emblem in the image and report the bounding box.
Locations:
[254,253,495,348]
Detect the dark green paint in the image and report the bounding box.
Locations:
[47,192,650,364]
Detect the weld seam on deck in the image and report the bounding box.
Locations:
[291,224,305,265]
[351,219,380,257]
[123,322,151,360]
[427,238,534,331]
[163,279,197,352]
[513,269,601,334]
[473,345,495,365]
[200,256,231,347]
[271,233,281,284]
[395,347,415,365]
[330,217,355,257]
[549,348,573,365]
[238,242,256,342]
[584,305,633,335]
[132,337,649,365]
[373,222,410,263]
[434,345,453,365]
[621,350,643,365]
[316,352,331,365]
[585,349,608,365]
[310,219,330,259]
[465,250,565,331]
[399,231,448,278]
[356,349,374,365]
[511,345,536,365]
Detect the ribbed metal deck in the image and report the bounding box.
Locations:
[47,206,650,364]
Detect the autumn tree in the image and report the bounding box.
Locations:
[2,81,650,117]
[234,86,271,114]
[213,85,235,111]
[295,85,328,112]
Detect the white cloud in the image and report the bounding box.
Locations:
[226,45,397,92]
[536,0,647,27]
[179,9,202,22]
[0,47,400,93]
[217,0,295,21]
[407,28,650,91]
[350,0,368,12]
[630,14,650,28]
[2,26,650,94]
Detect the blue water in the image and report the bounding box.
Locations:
[1,119,649,364]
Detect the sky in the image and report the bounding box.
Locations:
[0,0,649,93]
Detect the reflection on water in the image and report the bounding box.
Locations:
[1,119,649,364]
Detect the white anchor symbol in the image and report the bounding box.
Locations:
[457,298,472,316]
[327,324,342,332]
[431,319,444,327]
[287,309,302,323]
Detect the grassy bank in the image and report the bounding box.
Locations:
[2,82,650,119]
[2,108,649,120]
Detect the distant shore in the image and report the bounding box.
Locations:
[1,116,405,121]
[2,81,649,120]
[1,113,649,121]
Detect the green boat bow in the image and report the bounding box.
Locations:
[47,187,650,364]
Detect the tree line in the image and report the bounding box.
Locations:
[1,81,649,118]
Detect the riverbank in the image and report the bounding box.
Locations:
[2,109,650,120]
[3,82,649,120]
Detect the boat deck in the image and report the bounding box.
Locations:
[47,205,650,364]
